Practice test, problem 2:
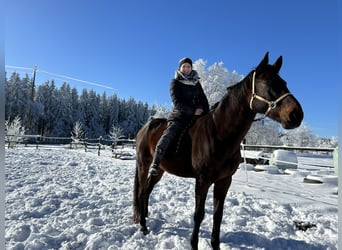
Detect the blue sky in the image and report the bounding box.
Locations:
[5,0,340,138]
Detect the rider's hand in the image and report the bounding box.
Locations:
[194,108,203,116]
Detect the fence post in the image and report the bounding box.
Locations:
[333,147,338,176]
[111,143,115,157]
[98,136,103,156]
[36,136,39,149]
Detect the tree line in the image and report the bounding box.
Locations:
[5,72,155,139]
[5,59,338,148]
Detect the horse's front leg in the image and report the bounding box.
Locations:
[191,178,211,250]
[211,176,232,249]
[138,171,164,234]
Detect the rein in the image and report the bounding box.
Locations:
[249,71,292,121]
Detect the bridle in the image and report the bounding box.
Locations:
[249,71,292,120]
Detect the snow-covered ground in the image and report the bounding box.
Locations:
[5,146,338,249]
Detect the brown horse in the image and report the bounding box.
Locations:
[133,52,303,250]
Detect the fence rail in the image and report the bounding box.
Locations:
[6,135,336,152]
[241,143,335,169]
[5,135,337,169]
[244,144,335,153]
[5,135,135,156]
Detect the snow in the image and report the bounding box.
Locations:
[269,150,298,169]
[5,147,338,249]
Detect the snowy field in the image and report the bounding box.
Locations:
[5,146,338,249]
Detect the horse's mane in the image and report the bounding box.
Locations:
[190,114,216,168]
[148,117,167,129]
[190,75,251,168]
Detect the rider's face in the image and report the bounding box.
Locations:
[179,63,192,74]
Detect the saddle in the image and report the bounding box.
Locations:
[148,117,193,154]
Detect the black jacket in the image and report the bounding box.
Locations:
[168,74,209,122]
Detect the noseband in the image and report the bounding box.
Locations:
[249,71,292,119]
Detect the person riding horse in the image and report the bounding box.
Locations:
[149,57,209,176]
[135,53,304,249]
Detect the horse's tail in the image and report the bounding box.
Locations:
[133,124,146,224]
[133,118,166,224]
[133,121,154,224]
[133,159,141,224]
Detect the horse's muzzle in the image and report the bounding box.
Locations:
[283,108,304,129]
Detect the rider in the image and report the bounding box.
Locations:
[149,57,209,176]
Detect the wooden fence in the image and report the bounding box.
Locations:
[5,135,337,168]
[5,135,135,156]
[243,144,335,153]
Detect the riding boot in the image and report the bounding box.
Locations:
[148,148,163,176]
[148,123,177,176]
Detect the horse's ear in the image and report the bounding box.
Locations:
[273,56,283,73]
[256,52,269,71]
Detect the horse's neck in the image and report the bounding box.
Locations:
[213,80,255,142]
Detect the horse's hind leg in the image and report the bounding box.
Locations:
[146,170,164,202]
[133,157,164,234]
[141,168,164,220]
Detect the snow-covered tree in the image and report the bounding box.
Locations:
[245,118,282,146]
[5,116,25,148]
[193,59,243,106]
[35,80,58,136]
[117,97,152,138]
[151,103,170,119]
[281,122,317,147]
[329,137,338,148]
[98,92,110,133]
[107,94,120,132]
[109,125,124,143]
[52,82,74,136]
[5,72,32,127]
[78,89,106,138]
[71,120,85,147]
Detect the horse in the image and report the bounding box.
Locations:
[133,52,304,250]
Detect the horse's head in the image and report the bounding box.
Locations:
[249,52,304,129]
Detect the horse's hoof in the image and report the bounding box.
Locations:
[140,227,149,235]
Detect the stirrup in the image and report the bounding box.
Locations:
[149,165,158,176]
